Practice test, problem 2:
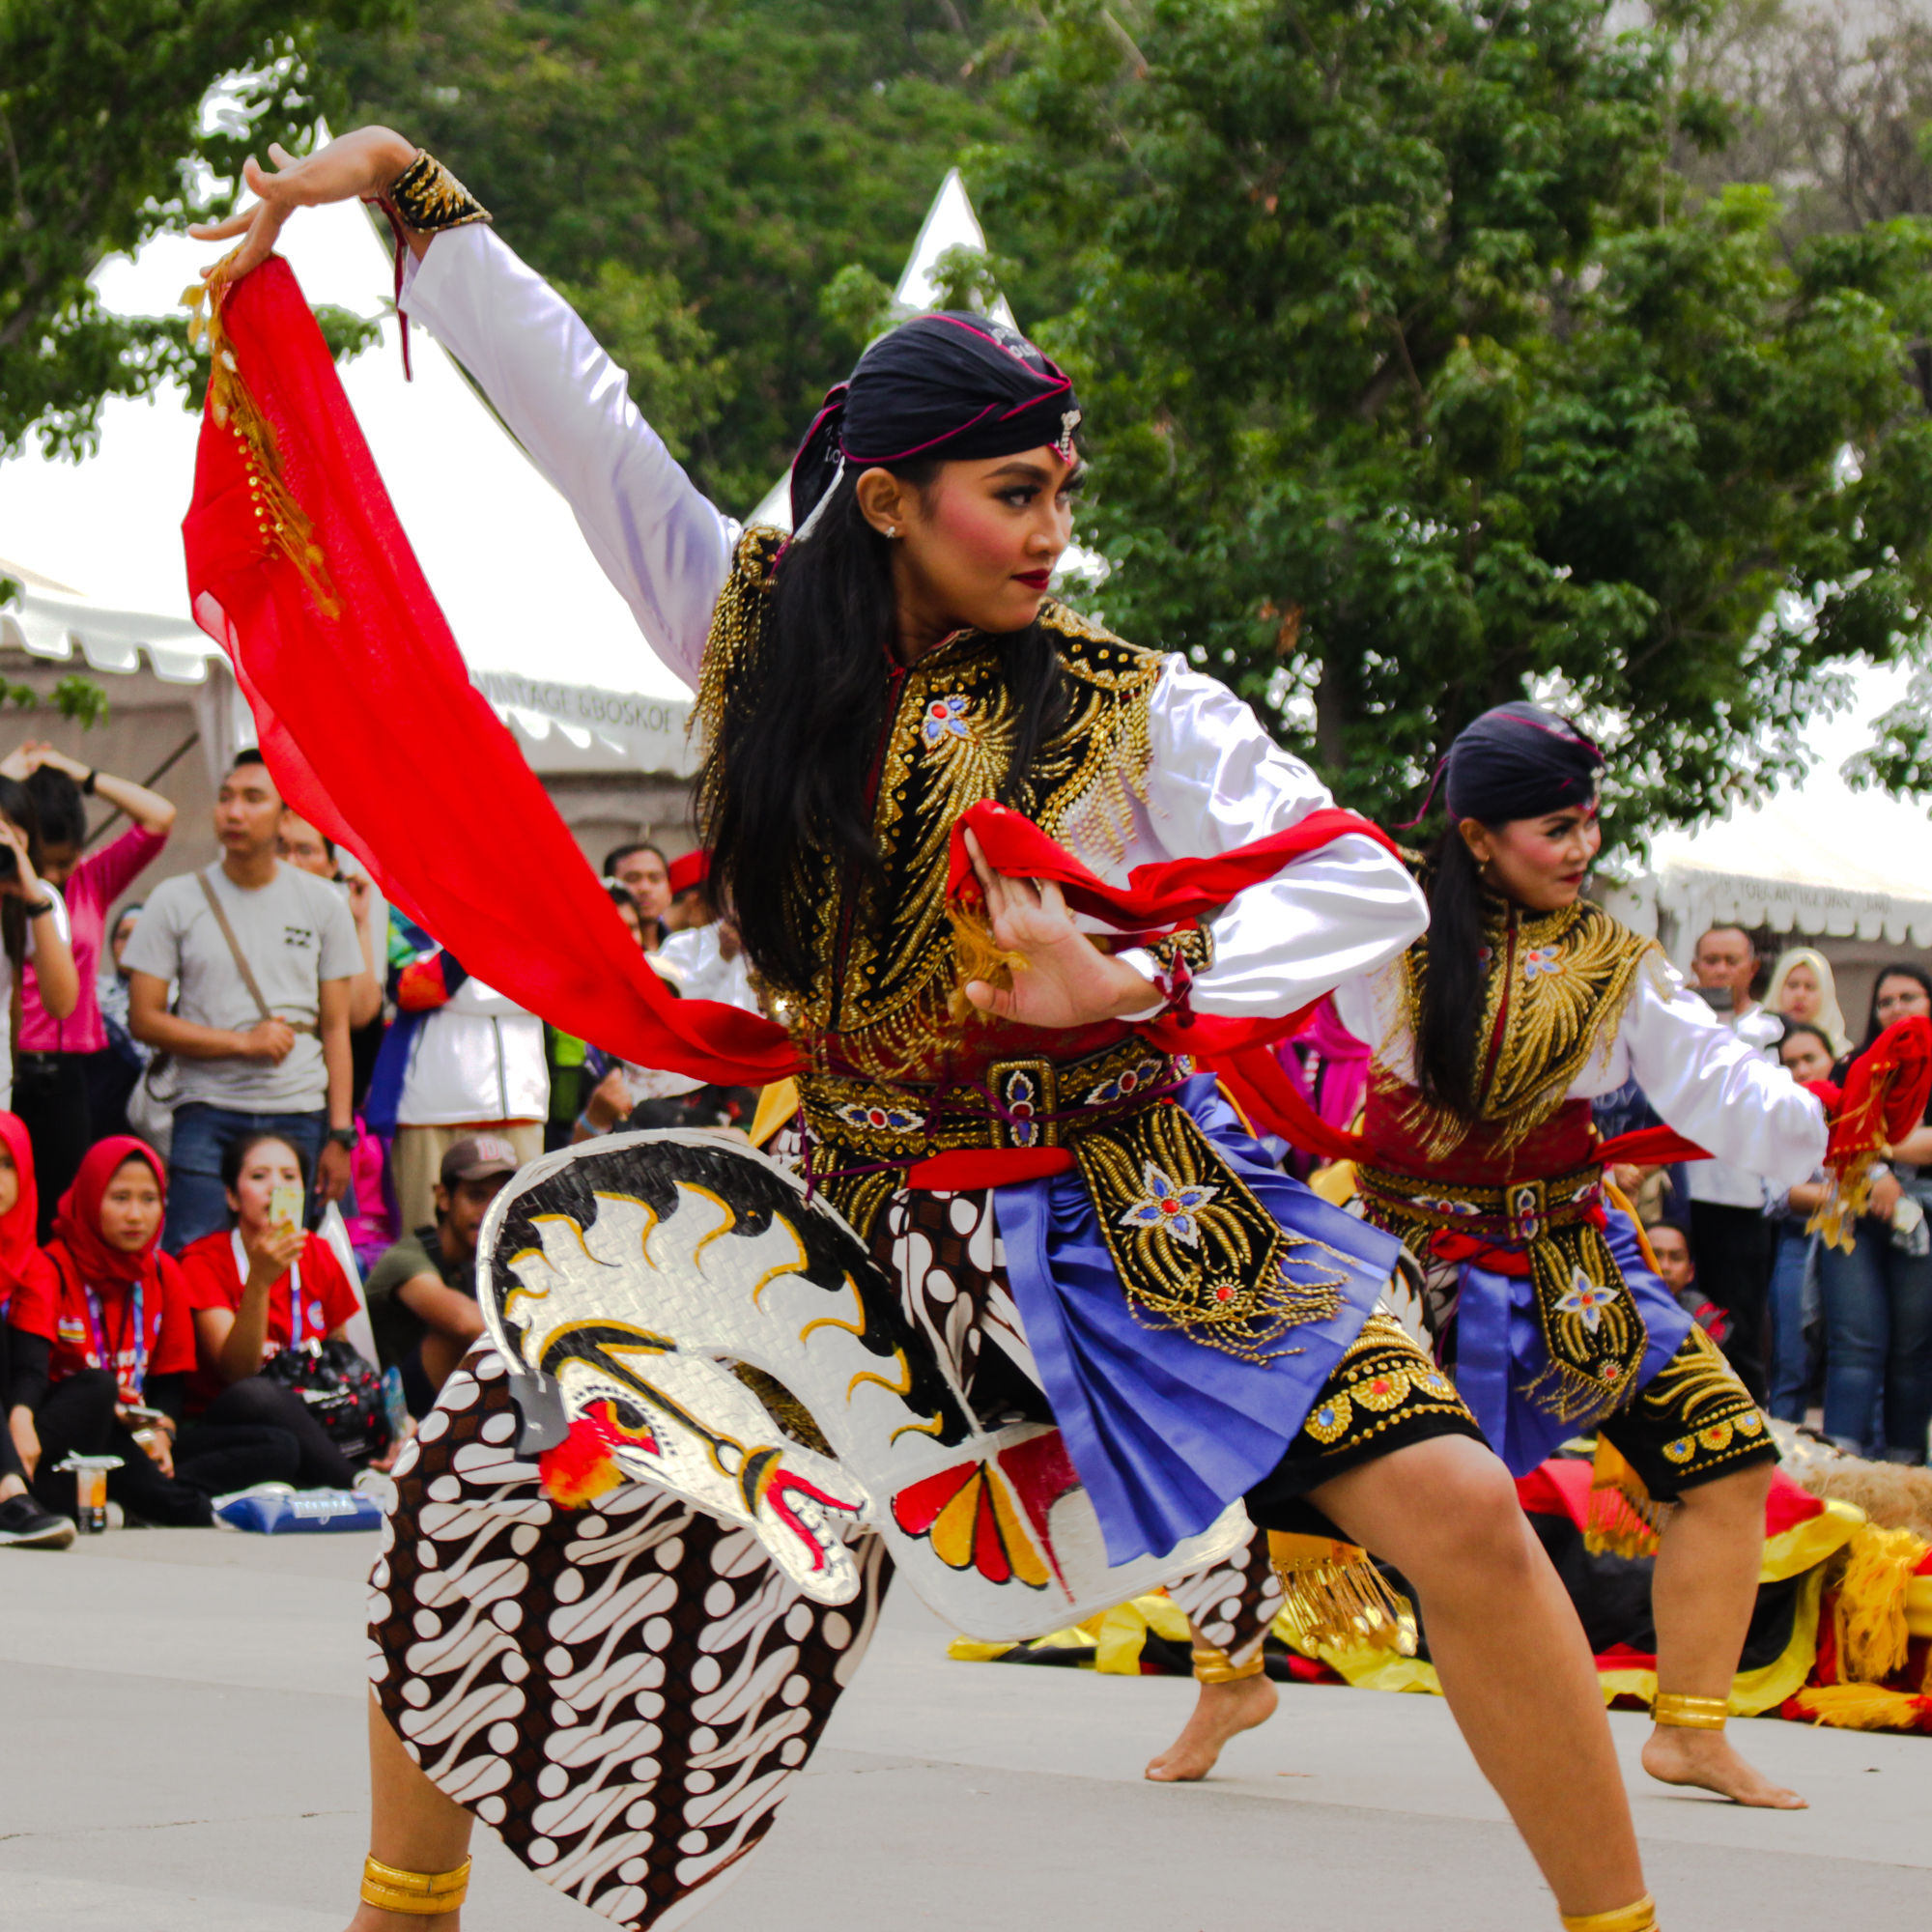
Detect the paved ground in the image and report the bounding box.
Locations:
[2,1525,1927,1931]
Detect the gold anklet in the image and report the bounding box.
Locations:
[360,1855,471,1915]
[1191,1644,1266,1685]
[1650,1690,1728,1730]
[1560,1893,1658,1932]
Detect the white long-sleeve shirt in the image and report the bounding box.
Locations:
[401,227,1428,1020]
[1332,954,1828,1188]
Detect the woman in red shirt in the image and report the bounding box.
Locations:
[7,1138,305,1523]
[0,1114,75,1547]
[179,1131,363,1489]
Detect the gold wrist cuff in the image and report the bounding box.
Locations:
[1650,1690,1728,1730]
[1560,1893,1658,1932]
[385,150,492,234]
[1191,1644,1266,1685]
[360,1855,471,1915]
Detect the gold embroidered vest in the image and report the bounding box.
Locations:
[696,526,1167,1233]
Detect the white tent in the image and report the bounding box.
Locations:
[0,195,694,779]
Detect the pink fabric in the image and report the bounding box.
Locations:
[20,822,167,1052]
[1274,995,1372,1138]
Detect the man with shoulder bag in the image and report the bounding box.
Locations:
[124,751,361,1249]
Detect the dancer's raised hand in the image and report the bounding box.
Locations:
[960,828,1157,1030]
[187,126,419,282]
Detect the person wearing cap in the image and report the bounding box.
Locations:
[662,847,715,933]
[359,1134,518,1414]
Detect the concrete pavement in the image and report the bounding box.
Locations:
[1,1525,1926,1930]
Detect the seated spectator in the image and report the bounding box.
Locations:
[7,1139,301,1525]
[605,840,670,949]
[366,911,548,1232]
[0,776,78,1113]
[0,1116,75,1548]
[93,901,149,1139]
[1765,946,1852,1057]
[1817,965,1932,1461]
[5,743,174,1235]
[1643,1220,1701,1319]
[605,878,648,950]
[123,750,360,1248]
[176,1132,365,1489]
[362,1136,518,1414]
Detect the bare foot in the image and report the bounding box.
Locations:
[346,1902,460,1930]
[1145,1671,1278,1782]
[1640,1724,1806,1808]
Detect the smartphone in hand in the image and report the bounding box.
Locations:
[270,1183,305,1232]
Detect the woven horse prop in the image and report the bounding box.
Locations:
[477,1130,1248,1641]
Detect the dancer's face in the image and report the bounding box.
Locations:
[1458,801,1601,912]
[857,446,1081,652]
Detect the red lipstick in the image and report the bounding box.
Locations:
[1015,569,1052,590]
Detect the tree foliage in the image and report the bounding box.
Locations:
[980,0,1932,842]
[0,0,404,462]
[325,0,1040,511]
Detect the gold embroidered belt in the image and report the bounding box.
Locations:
[1353,1162,1650,1427]
[801,1035,1184,1164]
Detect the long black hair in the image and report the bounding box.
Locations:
[1861,961,1932,1051]
[699,461,1068,993]
[0,776,45,974]
[1414,829,1493,1118]
[25,764,86,851]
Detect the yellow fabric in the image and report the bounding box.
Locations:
[1787,1681,1929,1731]
[749,1078,800,1149]
[1308,1159,1357,1207]
[1760,1494,1862,1582]
[1906,1573,1932,1640]
[1834,1520,1931,1684]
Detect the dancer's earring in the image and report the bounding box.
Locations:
[886,526,897,538]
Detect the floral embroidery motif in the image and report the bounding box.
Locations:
[920,693,973,748]
[835,1100,923,1135]
[1118,1161,1219,1247]
[1004,1070,1041,1148]
[1304,1395,1352,1444]
[1083,1057,1168,1108]
[1554,1268,1622,1332]
[1522,945,1563,979]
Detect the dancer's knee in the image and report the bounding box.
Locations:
[1389,1439,1534,1591]
[1673,1457,1773,1524]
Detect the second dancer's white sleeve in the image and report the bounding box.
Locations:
[1114,661,1428,1019]
[1623,968,1828,1186]
[399,225,736,693]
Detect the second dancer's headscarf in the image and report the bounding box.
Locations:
[788,311,1082,536]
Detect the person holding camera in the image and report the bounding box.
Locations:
[1,742,175,1236]
[177,1130,367,1488]
[0,776,79,1119]
[1683,924,1783,1402]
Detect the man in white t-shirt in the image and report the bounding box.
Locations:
[123,751,362,1248]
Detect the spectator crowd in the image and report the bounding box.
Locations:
[3,739,1928,1554]
[0,742,754,1549]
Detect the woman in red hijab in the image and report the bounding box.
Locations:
[6,1138,299,1524]
[0,1115,75,1547]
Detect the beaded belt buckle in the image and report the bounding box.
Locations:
[988,1058,1059,1149]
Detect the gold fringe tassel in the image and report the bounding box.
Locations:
[946,894,1027,1025]
[1267,1530,1417,1656]
[1833,1521,1931,1685]
[1787,1681,1930,1732]
[1584,1435,1671,1559]
[181,252,340,618]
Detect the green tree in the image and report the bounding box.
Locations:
[980,0,1932,843]
[323,0,1048,510]
[1,0,404,462]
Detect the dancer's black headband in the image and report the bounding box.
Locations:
[789,311,1082,533]
[1419,701,1604,825]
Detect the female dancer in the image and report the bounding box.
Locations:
[1153,704,1825,1807]
[194,128,1662,1932]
